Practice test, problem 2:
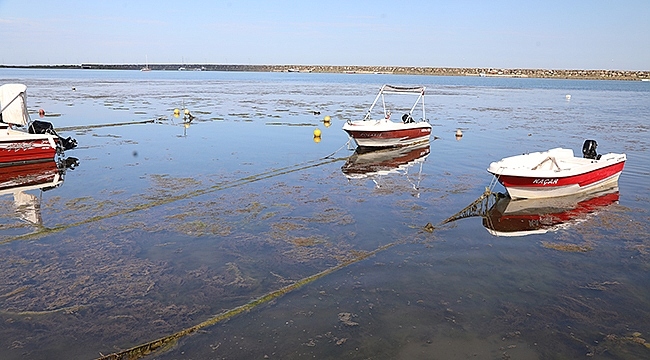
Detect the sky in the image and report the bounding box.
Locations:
[1,0,649,70]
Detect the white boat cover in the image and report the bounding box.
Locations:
[0,84,29,126]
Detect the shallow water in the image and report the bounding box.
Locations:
[1,69,649,359]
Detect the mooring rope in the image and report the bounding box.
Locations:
[322,138,352,159]
[95,187,497,360]
[95,241,398,360]
[56,119,156,132]
[2,135,498,359]
[0,154,349,245]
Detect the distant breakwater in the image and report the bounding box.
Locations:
[2,64,649,81]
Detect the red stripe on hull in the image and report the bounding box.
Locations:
[345,127,431,140]
[497,161,625,189]
[0,139,58,164]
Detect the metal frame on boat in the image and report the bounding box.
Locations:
[342,85,432,148]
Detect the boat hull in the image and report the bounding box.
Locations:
[495,162,624,199]
[487,148,626,199]
[0,137,59,165]
[343,120,431,148]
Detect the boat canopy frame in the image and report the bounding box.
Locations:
[363,85,427,122]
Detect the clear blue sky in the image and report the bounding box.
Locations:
[1,0,648,70]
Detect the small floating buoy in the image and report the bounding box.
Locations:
[323,116,332,128]
[71,87,76,91]
[455,129,463,137]
[313,128,322,138]
[173,108,180,118]
[184,108,190,115]
[38,109,45,118]
[565,94,571,101]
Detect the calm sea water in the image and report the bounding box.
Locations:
[1,69,649,359]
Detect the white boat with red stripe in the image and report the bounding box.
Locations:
[342,85,432,148]
[487,140,626,199]
[1,84,77,165]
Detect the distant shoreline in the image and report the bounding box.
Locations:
[1,64,649,81]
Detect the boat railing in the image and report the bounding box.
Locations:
[363,84,427,122]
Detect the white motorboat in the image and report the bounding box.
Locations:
[342,85,432,148]
[487,140,626,199]
[1,84,77,165]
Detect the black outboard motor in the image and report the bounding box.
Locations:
[401,113,414,123]
[582,139,600,160]
[28,120,55,134]
[28,120,77,150]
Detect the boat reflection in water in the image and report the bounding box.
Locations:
[0,157,78,225]
[482,186,620,237]
[342,142,430,196]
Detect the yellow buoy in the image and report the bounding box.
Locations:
[323,115,331,122]
[455,129,463,137]
[313,128,322,138]
[184,108,190,115]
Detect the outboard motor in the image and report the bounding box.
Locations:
[28,120,55,135]
[401,113,414,123]
[28,120,77,150]
[582,139,600,160]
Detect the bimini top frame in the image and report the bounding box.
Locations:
[362,85,426,122]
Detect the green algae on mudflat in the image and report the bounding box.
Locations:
[541,242,593,252]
